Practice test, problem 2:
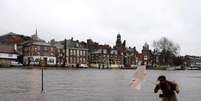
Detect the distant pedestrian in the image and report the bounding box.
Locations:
[154,75,180,101]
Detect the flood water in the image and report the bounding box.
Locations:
[0,68,201,101]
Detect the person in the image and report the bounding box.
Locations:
[154,75,180,101]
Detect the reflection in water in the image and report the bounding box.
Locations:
[30,69,41,94]
[0,69,201,101]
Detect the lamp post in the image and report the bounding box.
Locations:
[40,59,45,94]
[41,65,44,93]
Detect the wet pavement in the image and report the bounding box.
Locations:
[0,68,201,101]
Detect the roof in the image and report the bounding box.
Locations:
[53,43,64,49]
[23,41,53,47]
[91,49,108,54]
[32,42,52,46]
[64,39,87,48]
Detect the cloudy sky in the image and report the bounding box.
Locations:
[0,0,200,56]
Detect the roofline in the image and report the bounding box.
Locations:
[66,48,88,50]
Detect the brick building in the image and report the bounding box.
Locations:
[110,49,124,68]
[90,48,110,69]
[22,30,56,66]
[64,38,88,68]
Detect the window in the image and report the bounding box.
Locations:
[74,57,76,63]
[48,59,54,63]
[37,46,40,50]
[44,47,48,51]
[70,57,72,63]
[73,50,76,56]
[8,54,13,57]
[35,58,40,62]
[35,47,37,52]
[80,50,82,55]
[31,47,34,52]
[77,58,79,63]
[83,51,85,56]
[70,50,73,55]
[80,58,82,63]
[51,47,54,51]
[51,53,54,56]
[77,50,79,56]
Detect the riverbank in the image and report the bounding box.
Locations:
[0,66,197,70]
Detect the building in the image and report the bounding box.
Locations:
[90,48,110,69]
[110,49,124,68]
[86,39,113,68]
[0,32,32,45]
[22,29,56,66]
[113,33,126,49]
[86,39,99,52]
[110,34,138,68]
[141,42,152,65]
[185,55,201,69]
[136,53,144,64]
[49,39,65,66]
[124,47,138,68]
[64,38,88,68]
[23,41,56,66]
[0,43,18,67]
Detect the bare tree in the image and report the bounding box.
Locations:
[153,37,180,65]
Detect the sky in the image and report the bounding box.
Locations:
[0,0,201,56]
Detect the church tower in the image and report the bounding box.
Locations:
[114,33,126,49]
[115,33,122,48]
[142,42,149,50]
[142,42,151,65]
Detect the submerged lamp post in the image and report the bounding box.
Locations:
[40,59,45,93]
[41,65,44,93]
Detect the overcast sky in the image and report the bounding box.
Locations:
[0,0,201,56]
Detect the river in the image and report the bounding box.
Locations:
[0,68,201,101]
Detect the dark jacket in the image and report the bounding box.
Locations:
[154,80,179,101]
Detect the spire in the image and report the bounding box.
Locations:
[31,28,39,41]
[35,28,38,36]
[115,33,122,49]
[122,40,126,47]
[117,33,121,39]
[143,42,149,50]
